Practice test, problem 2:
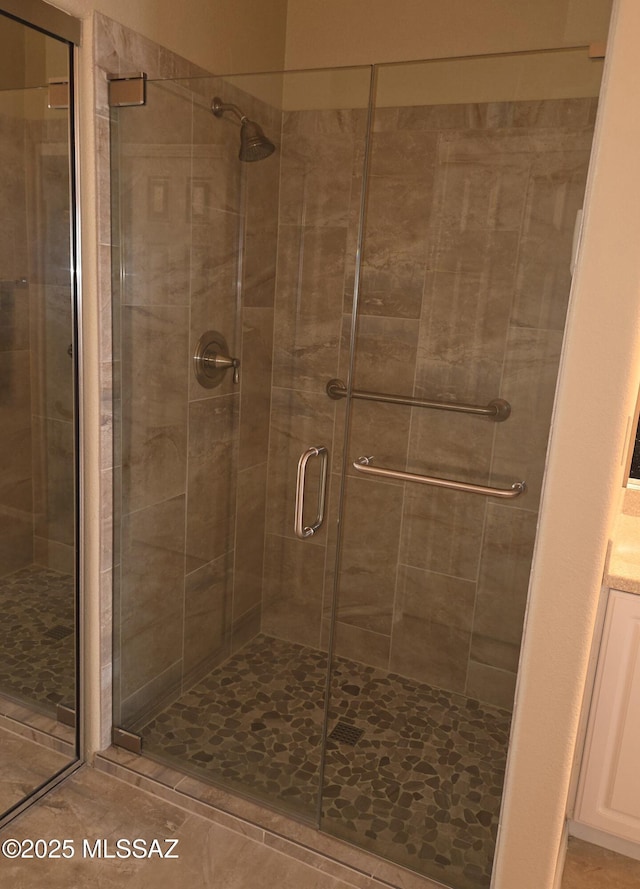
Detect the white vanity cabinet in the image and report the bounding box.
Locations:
[575,588,640,844]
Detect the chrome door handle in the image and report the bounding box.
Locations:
[294,446,328,539]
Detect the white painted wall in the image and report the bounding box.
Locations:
[53,0,288,74]
[495,0,640,885]
[284,0,612,69]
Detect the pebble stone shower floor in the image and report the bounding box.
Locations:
[0,565,75,714]
[140,635,511,889]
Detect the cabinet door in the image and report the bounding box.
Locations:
[576,589,640,840]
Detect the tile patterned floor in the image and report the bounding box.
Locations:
[0,766,417,889]
[0,725,72,815]
[138,634,511,889]
[0,566,75,715]
[0,766,634,889]
[561,837,640,889]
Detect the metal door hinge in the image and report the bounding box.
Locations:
[108,72,147,108]
[48,78,69,110]
[56,704,76,728]
[112,727,143,754]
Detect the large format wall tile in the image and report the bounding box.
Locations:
[330,98,593,706]
[262,533,325,649]
[0,511,32,576]
[390,565,476,691]
[466,660,517,711]
[491,326,564,510]
[111,88,595,726]
[266,387,337,545]
[358,172,433,314]
[0,111,28,286]
[239,309,273,471]
[0,351,32,517]
[351,315,419,394]
[233,462,268,624]
[120,151,192,309]
[416,270,512,404]
[277,121,357,229]
[120,495,186,707]
[272,225,347,392]
[406,407,495,484]
[40,285,74,423]
[183,552,231,685]
[33,418,74,548]
[28,136,71,289]
[345,400,411,482]
[185,394,238,574]
[122,305,189,514]
[323,618,391,671]
[471,504,538,673]
[400,485,487,582]
[242,163,279,309]
[188,220,241,405]
[111,69,283,725]
[335,474,403,636]
[0,107,32,574]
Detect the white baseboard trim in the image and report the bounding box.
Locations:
[568,819,640,862]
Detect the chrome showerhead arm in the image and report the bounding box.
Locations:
[210,94,276,162]
[211,96,247,123]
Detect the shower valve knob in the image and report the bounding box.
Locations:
[194,330,240,388]
[202,351,240,383]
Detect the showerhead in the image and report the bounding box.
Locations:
[239,118,276,162]
[211,96,275,163]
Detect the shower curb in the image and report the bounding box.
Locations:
[94,747,447,889]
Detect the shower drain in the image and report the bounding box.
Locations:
[45,625,74,641]
[328,721,364,746]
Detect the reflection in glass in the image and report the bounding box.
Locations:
[0,11,77,820]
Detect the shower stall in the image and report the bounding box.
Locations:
[110,49,602,889]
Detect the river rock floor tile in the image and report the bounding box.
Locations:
[0,565,75,715]
[140,634,511,889]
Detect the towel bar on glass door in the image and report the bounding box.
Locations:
[326,378,511,421]
[353,456,526,499]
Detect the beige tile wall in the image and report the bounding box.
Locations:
[0,104,75,580]
[28,118,76,576]
[109,39,281,725]
[104,11,597,727]
[0,108,32,576]
[262,108,368,650]
[262,97,597,710]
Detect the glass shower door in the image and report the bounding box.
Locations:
[322,49,603,889]
[111,47,603,888]
[0,13,79,821]
[111,65,373,822]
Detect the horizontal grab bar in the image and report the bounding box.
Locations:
[327,379,510,421]
[353,456,526,499]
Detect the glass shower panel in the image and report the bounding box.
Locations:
[111,66,372,820]
[0,19,78,818]
[323,48,602,889]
